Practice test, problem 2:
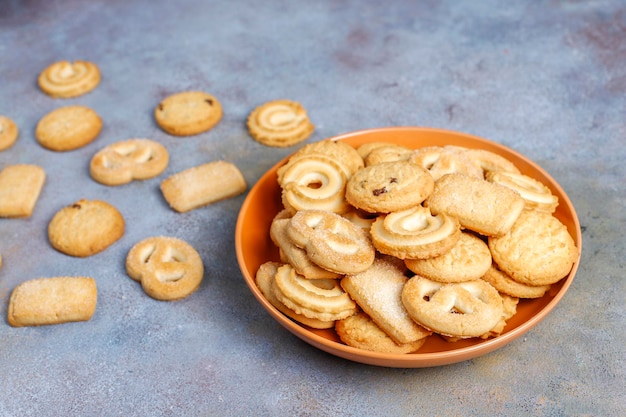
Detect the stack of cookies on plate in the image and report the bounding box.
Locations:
[256,140,579,354]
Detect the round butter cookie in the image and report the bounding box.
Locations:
[488,210,578,286]
[480,263,550,299]
[0,116,19,151]
[36,106,102,151]
[363,144,413,166]
[38,60,101,98]
[247,99,314,147]
[345,161,434,214]
[48,199,125,257]
[155,91,223,136]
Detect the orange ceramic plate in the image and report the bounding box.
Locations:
[235,127,581,368]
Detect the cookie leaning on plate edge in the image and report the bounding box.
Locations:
[235,127,582,368]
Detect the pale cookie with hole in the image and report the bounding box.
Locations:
[256,261,335,329]
[402,276,504,338]
[247,99,314,147]
[404,232,491,282]
[8,277,97,327]
[38,60,101,98]
[335,312,428,354]
[346,161,434,214]
[48,199,125,257]
[36,105,102,151]
[90,138,169,186]
[126,236,204,301]
[425,173,525,237]
[488,210,578,286]
[0,115,19,151]
[155,91,223,136]
[341,257,432,344]
[160,161,247,212]
[0,164,46,218]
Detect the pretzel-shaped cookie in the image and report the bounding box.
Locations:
[280,155,350,214]
[90,139,169,186]
[370,205,461,259]
[486,171,558,213]
[126,236,204,301]
[38,60,101,98]
[401,276,504,338]
[286,210,375,274]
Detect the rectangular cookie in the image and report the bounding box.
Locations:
[0,164,46,218]
[8,277,97,327]
[160,160,247,213]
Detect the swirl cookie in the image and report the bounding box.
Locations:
[36,105,102,151]
[0,115,19,151]
[0,164,46,218]
[155,91,223,136]
[247,99,314,147]
[341,257,432,344]
[363,144,413,166]
[425,173,525,237]
[286,210,375,275]
[126,236,204,301]
[410,146,483,181]
[346,161,435,214]
[369,205,461,259]
[38,60,101,98]
[488,210,578,286]
[48,199,125,257]
[486,171,559,213]
[402,276,504,338]
[404,232,492,282]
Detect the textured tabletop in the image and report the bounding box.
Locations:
[0,1,624,416]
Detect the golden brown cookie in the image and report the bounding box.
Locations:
[160,161,247,212]
[38,60,101,98]
[0,115,19,151]
[155,91,223,136]
[36,105,102,151]
[126,236,204,301]
[363,143,413,166]
[90,138,169,186]
[410,146,483,181]
[480,263,551,299]
[247,99,314,147]
[369,205,461,259]
[345,161,435,213]
[486,171,559,213]
[341,257,432,344]
[8,277,97,327]
[425,173,525,237]
[0,164,46,218]
[404,232,492,282]
[488,210,578,286]
[463,148,521,177]
[48,199,125,257]
[335,312,427,354]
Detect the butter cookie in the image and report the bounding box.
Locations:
[38,60,101,98]
[155,91,223,136]
[36,105,102,151]
[0,115,19,151]
[0,164,46,218]
[247,99,314,147]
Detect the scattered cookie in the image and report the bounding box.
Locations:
[35,105,102,151]
[160,160,247,212]
[247,99,314,147]
[38,60,101,98]
[0,115,19,151]
[90,138,169,186]
[48,199,125,257]
[126,236,204,301]
[154,91,223,136]
[0,164,46,218]
[8,277,97,327]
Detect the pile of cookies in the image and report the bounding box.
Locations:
[2,60,316,327]
[255,141,579,354]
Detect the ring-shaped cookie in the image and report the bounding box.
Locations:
[126,236,204,301]
[401,276,504,338]
[486,171,558,213]
[38,60,101,98]
[247,99,314,147]
[286,210,375,274]
[90,138,169,186]
[370,206,461,259]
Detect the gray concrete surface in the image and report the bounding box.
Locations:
[0,0,624,416]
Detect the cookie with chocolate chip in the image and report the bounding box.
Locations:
[154,91,223,136]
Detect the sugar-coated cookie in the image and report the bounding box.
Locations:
[36,105,102,151]
[8,277,97,327]
[155,91,223,136]
[48,199,125,257]
[38,60,101,98]
[0,164,46,218]
[0,115,19,151]
[247,99,314,147]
